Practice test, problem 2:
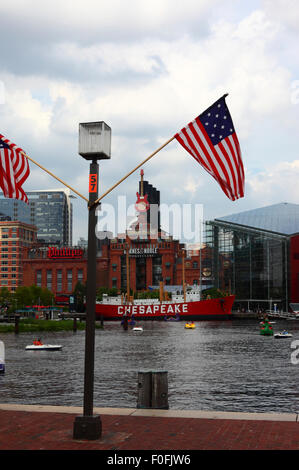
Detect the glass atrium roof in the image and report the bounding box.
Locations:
[216,202,299,236]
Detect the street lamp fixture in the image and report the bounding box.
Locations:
[73,121,111,440]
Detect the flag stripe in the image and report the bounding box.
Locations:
[224,137,243,198]
[231,133,244,185]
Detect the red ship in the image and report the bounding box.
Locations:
[95,293,235,321]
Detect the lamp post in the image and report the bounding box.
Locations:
[73,121,111,440]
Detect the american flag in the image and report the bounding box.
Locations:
[0,134,30,204]
[175,94,244,201]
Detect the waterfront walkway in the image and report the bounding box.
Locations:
[0,403,298,451]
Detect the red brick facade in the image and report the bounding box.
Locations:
[20,237,212,298]
[0,221,37,292]
[22,245,109,296]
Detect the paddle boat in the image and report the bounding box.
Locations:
[185,322,196,329]
[132,326,143,332]
[274,331,293,339]
[260,319,273,336]
[25,339,62,351]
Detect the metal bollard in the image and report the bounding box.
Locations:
[137,370,169,409]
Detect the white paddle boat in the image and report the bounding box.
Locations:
[25,339,62,351]
[274,331,293,339]
[132,326,143,332]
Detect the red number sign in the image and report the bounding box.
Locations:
[89,174,98,193]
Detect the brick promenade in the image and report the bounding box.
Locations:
[0,404,298,452]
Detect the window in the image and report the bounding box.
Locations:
[57,270,62,292]
[67,269,72,292]
[193,262,198,269]
[36,270,42,287]
[46,270,52,290]
[77,269,83,283]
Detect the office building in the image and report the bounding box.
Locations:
[0,188,73,246]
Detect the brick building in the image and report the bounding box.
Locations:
[0,221,37,292]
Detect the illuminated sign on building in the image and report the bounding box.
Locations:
[47,247,84,259]
[126,246,159,257]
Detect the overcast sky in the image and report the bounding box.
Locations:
[1,0,299,244]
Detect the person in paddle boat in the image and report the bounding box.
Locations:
[33,338,43,346]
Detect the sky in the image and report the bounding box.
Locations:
[1,0,299,244]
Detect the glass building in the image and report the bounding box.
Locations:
[0,189,73,246]
[204,203,299,312]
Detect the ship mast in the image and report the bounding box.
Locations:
[182,249,186,303]
[126,243,130,303]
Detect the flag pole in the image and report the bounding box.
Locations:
[21,151,89,203]
[94,135,175,205]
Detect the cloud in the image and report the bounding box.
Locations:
[247,160,299,205]
[1,2,299,243]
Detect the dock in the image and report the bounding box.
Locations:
[0,403,298,452]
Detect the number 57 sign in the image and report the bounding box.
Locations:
[89,174,98,193]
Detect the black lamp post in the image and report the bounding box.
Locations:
[73,121,111,440]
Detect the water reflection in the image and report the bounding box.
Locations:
[0,320,298,413]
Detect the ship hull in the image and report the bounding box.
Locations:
[95,295,235,321]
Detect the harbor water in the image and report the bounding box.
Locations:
[0,319,298,413]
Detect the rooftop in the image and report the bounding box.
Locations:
[216,202,299,236]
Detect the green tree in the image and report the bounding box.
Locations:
[40,288,54,306]
[73,281,86,312]
[14,286,32,308]
[96,286,118,301]
[201,287,227,299]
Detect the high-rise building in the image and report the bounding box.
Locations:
[0,189,73,246]
[0,221,37,292]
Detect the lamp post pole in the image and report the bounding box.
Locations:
[83,160,99,417]
[73,121,111,441]
[73,159,101,439]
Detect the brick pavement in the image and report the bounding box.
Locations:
[0,405,298,451]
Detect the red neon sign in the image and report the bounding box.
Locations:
[47,247,84,259]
